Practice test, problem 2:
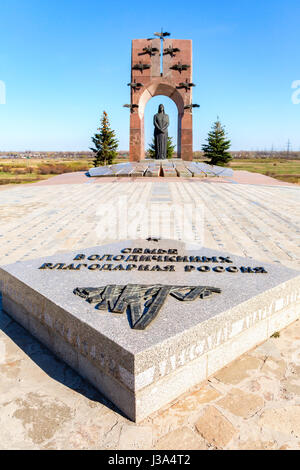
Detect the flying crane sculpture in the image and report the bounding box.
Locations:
[177,79,196,91]
[127,80,144,90]
[132,61,151,73]
[163,45,180,57]
[123,104,139,113]
[139,46,159,56]
[170,61,190,74]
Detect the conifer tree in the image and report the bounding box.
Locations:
[91,111,118,167]
[202,118,232,166]
[147,136,176,159]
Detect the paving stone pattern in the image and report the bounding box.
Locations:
[0,178,299,449]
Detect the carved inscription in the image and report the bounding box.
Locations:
[38,247,268,274]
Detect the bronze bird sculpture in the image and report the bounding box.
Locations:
[123,104,139,113]
[139,46,159,56]
[163,45,180,57]
[184,104,200,110]
[170,61,190,73]
[177,79,196,91]
[154,30,170,40]
[127,80,143,90]
[132,61,151,73]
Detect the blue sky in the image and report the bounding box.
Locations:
[0,0,299,151]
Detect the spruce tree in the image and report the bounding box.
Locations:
[147,136,176,159]
[202,118,232,166]
[91,111,118,167]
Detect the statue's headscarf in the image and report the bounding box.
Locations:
[158,104,165,114]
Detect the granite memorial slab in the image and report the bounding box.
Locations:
[184,162,205,177]
[87,160,234,179]
[130,162,148,177]
[161,161,177,178]
[195,162,216,176]
[88,166,114,177]
[0,239,299,422]
[145,161,161,177]
[175,163,193,177]
[113,162,134,177]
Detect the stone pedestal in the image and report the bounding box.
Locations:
[1,240,298,422]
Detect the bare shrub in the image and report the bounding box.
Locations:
[37,163,89,175]
[13,168,27,175]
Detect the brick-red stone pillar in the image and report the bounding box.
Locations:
[130,39,160,161]
[163,39,193,161]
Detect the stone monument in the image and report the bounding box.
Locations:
[153,104,169,159]
[126,31,199,161]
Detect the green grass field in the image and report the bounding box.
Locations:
[228,159,300,184]
[0,160,93,185]
[0,158,299,185]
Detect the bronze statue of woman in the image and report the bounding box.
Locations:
[153,104,169,159]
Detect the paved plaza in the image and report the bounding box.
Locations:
[0,173,299,449]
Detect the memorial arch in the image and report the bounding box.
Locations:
[127,38,195,161]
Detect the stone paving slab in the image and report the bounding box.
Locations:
[229,170,296,186]
[15,169,296,187]
[0,178,299,448]
[0,181,299,268]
